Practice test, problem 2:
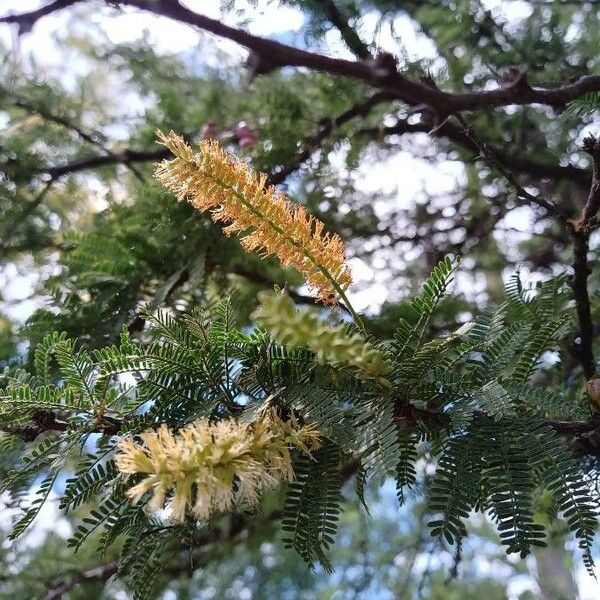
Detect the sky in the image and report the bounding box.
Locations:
[1,1,599,598]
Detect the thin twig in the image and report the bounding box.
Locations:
[7,93,146,181]
[453,113,566,220]
[0,180,54,258]
[316,0,371,60]
[44,562,119,600]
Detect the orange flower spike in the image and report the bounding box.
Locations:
[154,130,352,304]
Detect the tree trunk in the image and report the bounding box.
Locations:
[534,541,579,600]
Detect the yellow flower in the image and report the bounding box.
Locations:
[114,410,321,522]
[154,130,352,304]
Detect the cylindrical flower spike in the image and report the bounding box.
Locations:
[115,410,321,523]
[154,130,352,304]
[253,292,392,385]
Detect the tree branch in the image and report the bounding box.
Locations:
[359,118,591,190]
[33,91,395,183]
[7,401,600,454]
[6,93,146,181]
[33,107,590,193]
[112,1,600,113]
[396,399,600,456]
[3,1,600,113]
[452,113,565,220]
[44,562,119,600]
[421,118,599,379]
[550,417,600,436]
[269,91,397,185]
[40,146,170,179]
[3,408,124,441]
[315,0,371,60]
[0,0,78,34]
[567,135,600,379]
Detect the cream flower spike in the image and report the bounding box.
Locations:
[154,130,352,305]
[115,410,321,523]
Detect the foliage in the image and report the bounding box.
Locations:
[1,0,600,598]
[2,261,598,596]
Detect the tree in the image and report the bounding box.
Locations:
[0,1,599,598]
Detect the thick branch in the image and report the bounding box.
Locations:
[3,1,600,113]
[112,0,600,113]
[4,410,68,441]
[7,402,600,452]
[568,135,600,379]
[571,233,596,379]
[550,417,600,436]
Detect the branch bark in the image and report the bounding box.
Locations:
[567,135,600,379]
[316,0,371,60]
[4,408,124,441]
[3,1,600,113]
[32,91,395,183]
[359,118,591,190]
[44,562,119,600]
